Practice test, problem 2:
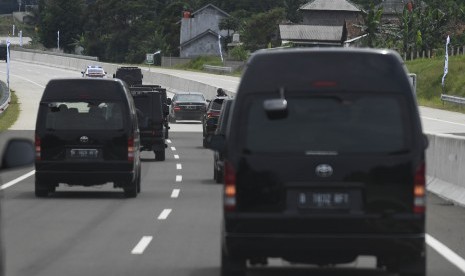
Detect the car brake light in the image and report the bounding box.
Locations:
[35,133,41,160]
[413,162,426,214]
[128,135,134,162]
[207,111,220,118]
[173,104,181,111]
[224,161,236,212]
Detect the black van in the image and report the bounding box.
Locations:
[210,48,428,276]
[35,78,141,198]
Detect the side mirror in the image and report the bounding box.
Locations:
[1,139,34,170]
[166,98,172,105]
[263,99,288,120]
[208,134,226,153]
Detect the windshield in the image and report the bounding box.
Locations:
[176,94,205,102]
[43,101,124,130]
[244,94,409,154]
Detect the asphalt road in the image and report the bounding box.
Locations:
[1,60,465,275]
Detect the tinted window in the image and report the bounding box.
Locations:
[176,94,205,102]
[210,98,224,111]
[245,94,409,154]
[43,101,125,130]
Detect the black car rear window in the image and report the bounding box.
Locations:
[244,94,410,155]
[176,94,205,102]
[43,101,125,130]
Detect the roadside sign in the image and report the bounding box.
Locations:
[146,54,154,65]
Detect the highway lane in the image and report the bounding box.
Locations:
[1,60,465,275]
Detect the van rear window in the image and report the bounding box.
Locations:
[43,101,125,130]
[245,94,409,155]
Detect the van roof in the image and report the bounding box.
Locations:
[42,78,127,101]
[238,48,412,94]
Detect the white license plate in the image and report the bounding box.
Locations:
[298,191,350,209]
[69,149,99,159]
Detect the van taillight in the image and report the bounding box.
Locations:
[35,133,41,160]
[224,161,237,212]
[413,162,426,214]
[128,136,135,162]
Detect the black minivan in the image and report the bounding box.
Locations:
[210,48,428,276]
[35,78,141,198]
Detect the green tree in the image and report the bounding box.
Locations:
[362,2,383,47]
[38,0,84,52]
[241,8,286,51]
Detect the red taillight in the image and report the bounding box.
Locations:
[35,133,41,160]
[413,162,426,214]
[173,103,181,111]
[224,161,236,212]
[128,135,135,162]
[207,111,220,119]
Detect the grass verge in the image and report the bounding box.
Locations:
[0,90,20,131]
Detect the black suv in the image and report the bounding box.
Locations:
[202,96,228,147]
[35,78,142,198]
[210,48,427,276]
[213,99,234,183]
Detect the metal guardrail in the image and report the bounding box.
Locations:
[441,94,465,106]
[0,81,10,114]
[203,64,232,74]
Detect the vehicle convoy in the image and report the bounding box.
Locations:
[35,78,142,198]
[209,48,428,276]
[202,96,228,147]
[169,92,207,122]
[81,65,107,78]
[114,67,171,161]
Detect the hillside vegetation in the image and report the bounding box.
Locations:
[406,55,465,111]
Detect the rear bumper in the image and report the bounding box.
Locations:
[224,231,425,261]
[173,110,203,120]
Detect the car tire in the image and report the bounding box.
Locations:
[213,164,218,181]
[155,149,166,161]
[203,137,207,148]
[136,165,141,193]
[35,179,50,198]
[124,179,138,198]
[216,169,223,184]
[221,248,246,276]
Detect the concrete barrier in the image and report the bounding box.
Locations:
[426,133,465,206]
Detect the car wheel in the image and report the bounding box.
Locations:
[155,149,166,161]
[203,137,207,148]
[124,179,138,198]
[35,179,50,198]
[136,165,141,193]
[221,247,246,276]
[213,164,218,181]
[216,169,223,184]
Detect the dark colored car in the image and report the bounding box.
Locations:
[202,96,228,147]
[35,78,142,198]
[209,48,428,276]
[169,92,207,122]
[131,89,167,161]
[213,99,234,183]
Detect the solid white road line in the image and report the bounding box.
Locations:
[158,209,172,220]
[131,236,153,255]
[171,147,176,151]
[422,116,465,127]
[174,154,179,159]
[176,175,182,182]
[176,164,182,170]
[0,170,35,190]
[426,234,465,273]
[166,139,172,144]
[171,189,180,198]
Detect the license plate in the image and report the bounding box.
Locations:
[185,106,195,109]
[69,149,99,159]
[298,191,350,209]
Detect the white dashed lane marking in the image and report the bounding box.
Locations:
[171,189,180,198]
[0,170,35,190]
[131,236,153,254]
[171,147,176,151]
[176,175,182,182]
[166,139,172,144]
[158,209,172,220]
[174,154,179,159]
[176,164,182,170]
